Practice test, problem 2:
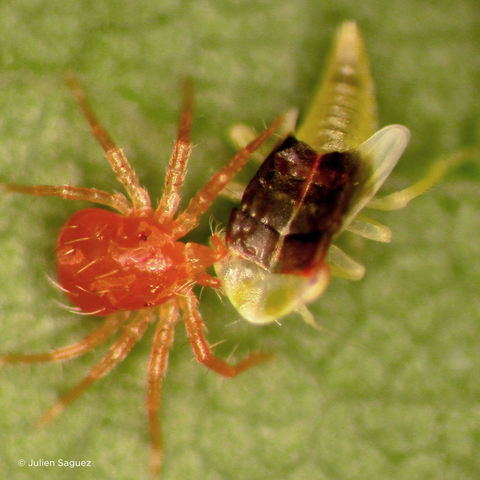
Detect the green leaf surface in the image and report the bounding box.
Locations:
[0,1,479,479]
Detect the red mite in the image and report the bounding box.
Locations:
[0,74,282,475]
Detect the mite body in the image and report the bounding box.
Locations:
[0,76,282,475]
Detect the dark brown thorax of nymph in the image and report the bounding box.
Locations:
[226,136,370,275]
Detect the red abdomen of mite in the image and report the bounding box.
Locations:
[56,209,191,316]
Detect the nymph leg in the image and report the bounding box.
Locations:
[368,149,479,211]
[326,245,366,281]
[345,213,392,242]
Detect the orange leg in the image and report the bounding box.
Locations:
[173,115,285,237]
[181,291,272,377]
[65,73,152,214]
[147,301,178,476]
[155,80,194,223]
[195,273,222,289]
[0,183,131,215]
[0,74,154,215]
[209,232,228,256]
[37,309,156,428]
[0,312,128,365]
[194,234,228,288]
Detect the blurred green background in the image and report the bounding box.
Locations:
[0,1,479,479]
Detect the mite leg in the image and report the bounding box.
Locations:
[36,309,155,428]
[0,183,131,214]
[219,181,247,202]
[221,109,298,202]
[173,115,285,237]
[0,312,128,365]
[155,80,194,222]
[181,292,272,378]
[186,233,227,289]
[66,72,152,214]
[147,301,177,476]
[368,149,479,211]
[228,108,297,161]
